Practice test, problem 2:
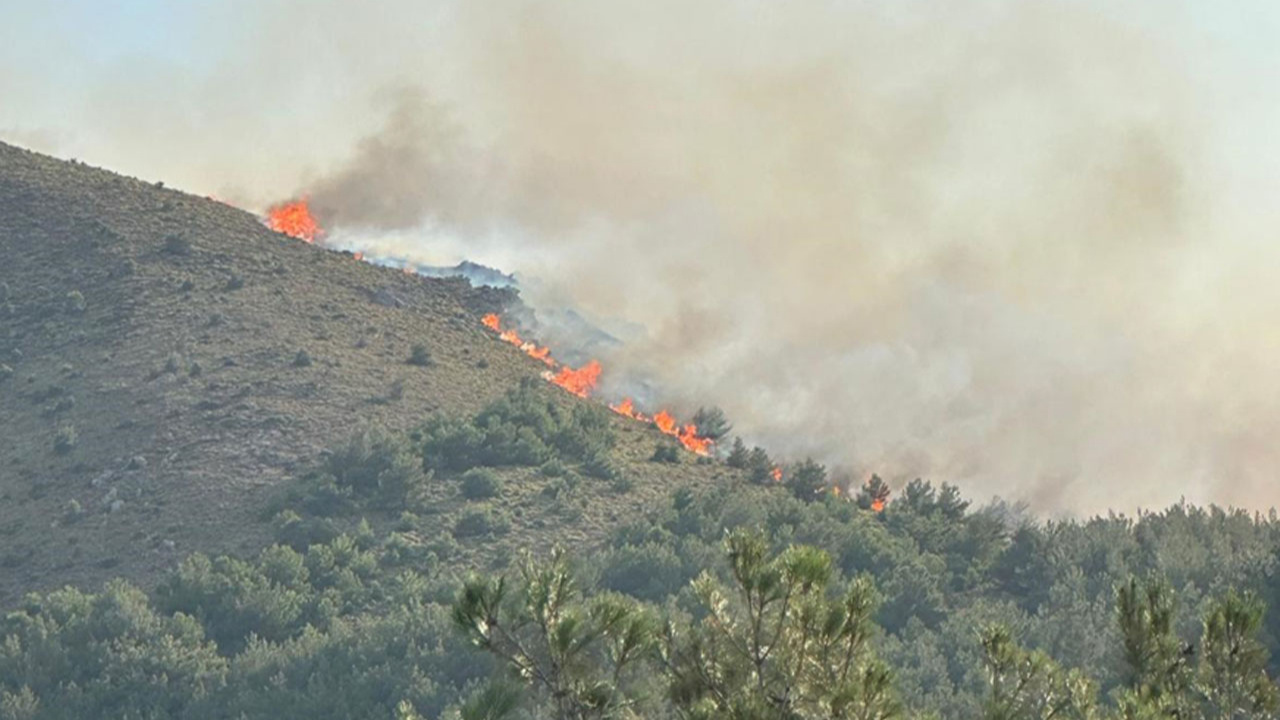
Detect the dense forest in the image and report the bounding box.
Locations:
[1,382,1278,719]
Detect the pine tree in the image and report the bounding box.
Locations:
[663,528,902,720]
[727,437,749,468]
[1197,589,1279,718]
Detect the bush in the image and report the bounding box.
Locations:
[582,448,619,481]
[454,506,510,538]
[609,475,635,494]
[53,425,77,455]
[408,344,433,367]
[651,443,681,464]
[460,468,503,500]
[320,430,425,509]
[162,234,191,255]
[540,459,568,477]
[293,349,313,367]
[65,290,86,314]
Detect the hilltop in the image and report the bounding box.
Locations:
[0,141,732,604]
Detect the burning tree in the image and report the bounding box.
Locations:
[856,475,892,513]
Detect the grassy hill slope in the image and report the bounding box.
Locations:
[0,142,732,604]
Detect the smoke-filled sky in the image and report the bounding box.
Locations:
[5,0,1280,514]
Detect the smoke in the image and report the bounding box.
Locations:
[6,0,1280,514]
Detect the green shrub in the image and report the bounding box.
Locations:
[460,468,503,500]
[540,458,568,477]
[651,443,681,464]
[453,506,510,538]
[609,475,635,494]
[53,425,77,455]
[407,344,433,367]
[272,510,341,551]
[65,290,86,314]
[293,349,313,367]
[726,437,749,468]
[582,448,619,480]
[162,234,191,255]
[320,430,425,509]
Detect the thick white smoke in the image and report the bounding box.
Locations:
[5,0,1280,513]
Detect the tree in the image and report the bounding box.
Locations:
[1114,576,1194,718]
[691,407,732,441]
[1196,589,1278,719]
[979,625,1097,720]
[662,528,902,720]
[856,475,891,512]
[747,446,776,485]
[786,459,828,502]
[727,438,749,469]
[452,548,658,720]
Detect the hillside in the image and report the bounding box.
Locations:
[0,141,730,605]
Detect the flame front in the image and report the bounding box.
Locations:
[266,198,323,243]
[483,314,555,366]
[550,360,602,398]
[481,314,712,455]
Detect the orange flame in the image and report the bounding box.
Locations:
[771,467,783,483]
[871,497,886,513]
[549,360,601,398]
[481,315,712,455]
[648,410,712,455]
[610,397,650,423]
[266,198,322,243]
[482,314,556,367]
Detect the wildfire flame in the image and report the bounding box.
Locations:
[871,497,886,513]
[548,360,602,398]
[772,467,783,482]
[266,198,323,243]
[482,314,556,367]
[480,314,713,455]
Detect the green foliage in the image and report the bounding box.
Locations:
[292,348,313,367]
[1196,589,1278,717]
[460,468,504,500]
[52,425,76,455]
[453,548,658,719]
[454,506,511,538]
[651,443,681,464]
[979,624,1097,720]
[691,406,732,440]
[786,457,828,501]
[726,437,749,468]
[64,289,86,314]
[420,383,616,474]
[313,429,426,511]
[408,344,433,367]
[665,528,902,719]
[746,445,775,484]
